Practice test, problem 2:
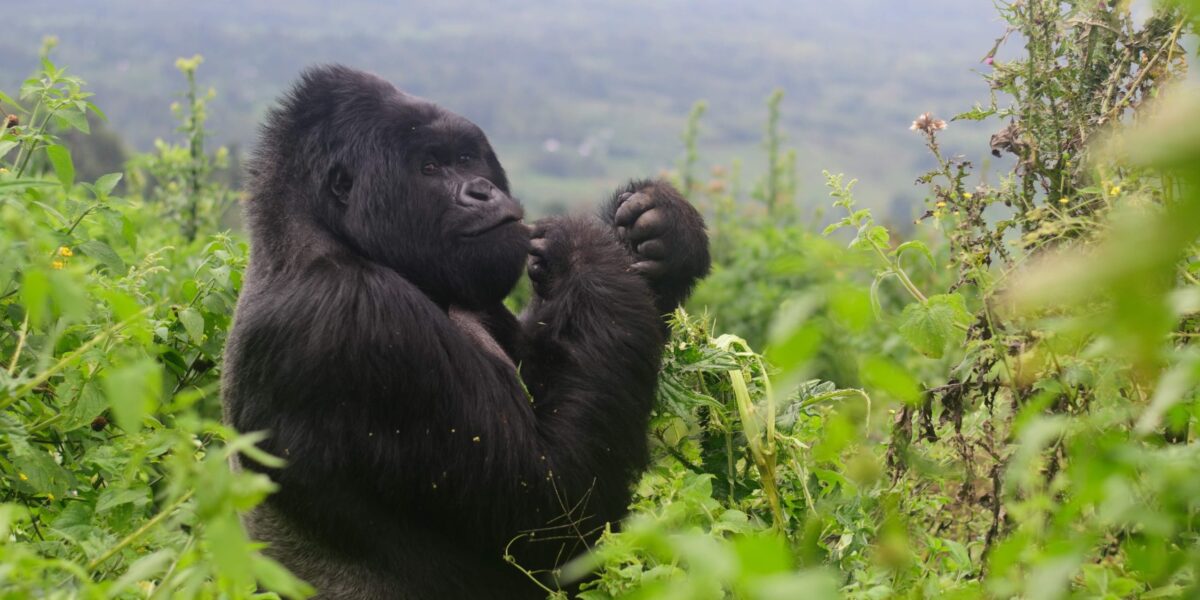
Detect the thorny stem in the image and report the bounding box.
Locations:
[6,314,29,375]
[1099,18,1186,125]
[86,490,194,573]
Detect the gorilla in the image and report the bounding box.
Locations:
[222,65,710,599]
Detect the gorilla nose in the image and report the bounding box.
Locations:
[459,177,502,205]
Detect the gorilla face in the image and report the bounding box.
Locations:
[269,67,530,309]
[346,101,529,309]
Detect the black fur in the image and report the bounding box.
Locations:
[222,65,710,599]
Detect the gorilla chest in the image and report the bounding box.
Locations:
[447,307,514,369]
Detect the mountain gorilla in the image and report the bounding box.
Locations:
[222,65,710,599]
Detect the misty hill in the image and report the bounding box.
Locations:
[1,0,1008,214]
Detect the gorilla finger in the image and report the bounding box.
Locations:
[529,237,549,257]
[616,226,627,241]
[628,208,669,242]
[614,193,655,226]
[616,191,634,205]
[631,260,667,278]
[636,239,668,260]
[529,221,552,239]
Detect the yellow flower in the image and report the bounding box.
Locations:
[936,201,947,208]
[18,473,28,481]
[0,167,8,174]
[51,259,66,270]
[57,246,73,257]
[962,192,973,200]
[1058,198,1070,205]
[1110,186,1121,195]
[46,493,55,502]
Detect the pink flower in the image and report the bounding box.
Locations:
[984,56,995,66]
[910,112,947,134]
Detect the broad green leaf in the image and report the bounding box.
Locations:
[206,513,255,590]
[866,225,889,248]
[861,355,921,405]
[178,307,205,344]
[109,551,173,597]
[55,109,89,133]
[96,486,149,513]
[20,269,50,326]
[0,89,26,112]
[11,439,73,498]
[251,554,316,599]
[898,294,969,359]
[94,172,122,196]
[829,285,872,332]
[78,239,125,274]
[102,359,162,432]
[45,144,75,188]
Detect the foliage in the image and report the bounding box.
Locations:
[0,53,310,598]
[576,1,1200,599]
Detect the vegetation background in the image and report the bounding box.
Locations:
[2,1,1200,599]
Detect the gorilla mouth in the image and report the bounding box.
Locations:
[462,215,522,238]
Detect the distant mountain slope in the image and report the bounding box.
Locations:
[2,0,1006,212]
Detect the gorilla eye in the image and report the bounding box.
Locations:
[421,161,439,176]
[457,153,474,164]
[328,164,353,201]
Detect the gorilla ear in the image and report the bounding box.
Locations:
[327,164,353,202]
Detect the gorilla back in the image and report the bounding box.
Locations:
[222,65,710,599]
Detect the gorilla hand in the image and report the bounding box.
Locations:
[606,180,711,314]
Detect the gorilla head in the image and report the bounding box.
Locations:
[247,65,529,309]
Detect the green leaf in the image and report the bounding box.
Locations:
[94,172,122,196]
[0,89,27,112]
[66,381,109,428]
[11,439,73,498]
[0,179,59,192]
[251,554,316,599]
[109,551,173,597]
[898,294,970,359]
[206,513,255,590]
[953,104,998,121]
[45,144,75,188]
[866,225,889,248]
[20,269,51,326]
[102,359,162,432]
[55,109,89,133]
[178,307,205,344]
[893,240,935,270]
[77,240,125,274]
[829,285,873,332]
[861,355,921,405]
[96,486,149,513]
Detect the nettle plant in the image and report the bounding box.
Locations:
[0,50,308,597]
[822,2,1200,597]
